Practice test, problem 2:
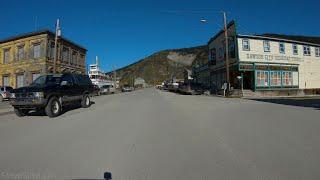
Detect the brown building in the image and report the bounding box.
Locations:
[0,30,87,88]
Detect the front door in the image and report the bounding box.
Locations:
[243,71,253,90]
[60,74,76,103]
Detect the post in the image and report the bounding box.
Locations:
[53,19,60,74]
[223,12,230,92]
[113,65,117,88]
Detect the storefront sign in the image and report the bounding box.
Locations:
[239,63,254,71]
[246,53,302,62]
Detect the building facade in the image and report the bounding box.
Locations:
[201,20,320,93]
[0,30,87,88]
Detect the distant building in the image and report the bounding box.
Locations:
[134,77,147,88]
[0,30,87,88]
[194,20,320,94]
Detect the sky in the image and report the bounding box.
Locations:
[1,0,319,72]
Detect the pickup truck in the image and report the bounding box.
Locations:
[10,73,94,118]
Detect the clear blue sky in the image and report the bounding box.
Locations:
[1,0,319,72]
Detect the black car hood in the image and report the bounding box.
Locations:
[12,84,58,93]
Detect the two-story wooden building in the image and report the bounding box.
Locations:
[0,30,87,88]
[205,20,320,95]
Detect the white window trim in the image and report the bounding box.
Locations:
[292,44,298,55]
[263,40,270,52]
[279,42,285,54]
[315,47,320,57]
[242,39,250,51]
[303,45,311,56]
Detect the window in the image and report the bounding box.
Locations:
[279,42,285,54]
[3,49,10,64]
[61,74,74,84]
[62,47,69,62]
[303,46,311,56]
[218,47,224,59]
[2,75,9,86]
[292,44,298,55]
[209,48,216,61]
[33,44,41,58]
[282,71,293,86]
[50,42,55,59]
[263,40,270,52]
[72,51,78,65]
[18,46,24,60]
[16,74,25,88]
[242,39,250,51]
[80,54,85,66]
[270,71,281,86]
[315,47,320,57]
[32,73,41,82]
[256,71,269,87]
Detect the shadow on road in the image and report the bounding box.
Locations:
[250,98,320,110]
[28,101,95,117]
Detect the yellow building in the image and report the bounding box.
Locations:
[0,30,87,88]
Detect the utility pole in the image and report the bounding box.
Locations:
[223,12,230,92]
[53,19,61,73]
[112,65,117,88]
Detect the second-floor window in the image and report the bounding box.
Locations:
[72,51,77,64]
[18,46,24,60]
[33,44,41,58]
[62,47,69,62]
[303,46,311,56]
[3,49,10,64]
[242,39,250,51]
[210,48,216,61]
[263,40,270,52]
[292,44,298,55]
[315,47,320,57]
[279,42,285,54]
[50,42,55,59]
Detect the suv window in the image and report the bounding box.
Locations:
[61,74,74,85]
[75,74,92,86]
[0,87,4,91]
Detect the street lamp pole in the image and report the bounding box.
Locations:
[223,12,230,92]
[53,19,61,74]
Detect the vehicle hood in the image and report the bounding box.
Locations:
[11,84,58,93]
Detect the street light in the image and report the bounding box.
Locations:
[53,19,61,74]
[200,11,230,94]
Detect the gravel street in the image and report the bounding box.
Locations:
[0,88,320,180]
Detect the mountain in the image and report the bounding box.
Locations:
[110,45,208,86]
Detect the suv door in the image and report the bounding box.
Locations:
[72,74,85,101]
[60,74,77,103]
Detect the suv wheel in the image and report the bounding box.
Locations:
[14,108,28,117]
[81,94,90,108]
[45,97,61,118]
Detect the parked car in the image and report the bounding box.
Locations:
[122,85,134,92]
[178,82,205,95]
[93,85,101,96]
[0,86,13,101]
[100,84,116,94]
[168,82,179,92]
[10,73,95,118]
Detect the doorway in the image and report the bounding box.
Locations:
[242,71,254,90]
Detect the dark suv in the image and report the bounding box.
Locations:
[10,73,94,118]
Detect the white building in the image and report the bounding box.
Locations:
[206,20,320,94]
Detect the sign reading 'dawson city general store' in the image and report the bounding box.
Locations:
[246,53,303,62]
